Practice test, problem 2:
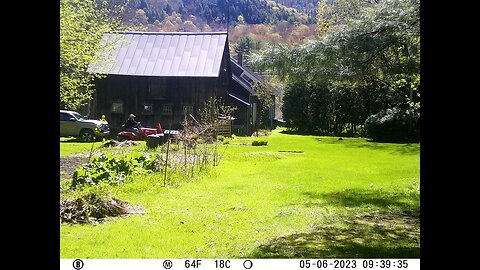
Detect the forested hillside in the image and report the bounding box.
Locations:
[118,0,313,25]
[274,0,318,19]
[107,0,318,46]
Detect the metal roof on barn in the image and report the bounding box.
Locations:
[87,32,228,77]
[230,58,261,95]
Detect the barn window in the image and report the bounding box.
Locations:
[143,104,153,115]
[183,105,193,115]
[162,104,172,115]
[111,102,123,114]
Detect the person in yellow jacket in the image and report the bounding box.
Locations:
[100,114,108,124]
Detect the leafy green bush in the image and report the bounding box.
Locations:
[365,107,419,142]
[252,140,268,146]
[217,135,231,144]
[71,152,159,189]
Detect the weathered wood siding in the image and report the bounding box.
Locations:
[92,75,227,132]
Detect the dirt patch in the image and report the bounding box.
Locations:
[278,150,304,154]
[60,155,89,180]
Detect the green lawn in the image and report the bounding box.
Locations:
[60,129,420,258]
[60,137,97,157]
[60,137,148,157]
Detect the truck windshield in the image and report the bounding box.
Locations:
[72,112,85,120]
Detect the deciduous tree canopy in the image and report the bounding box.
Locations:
[60,0,126,110]
[249,0,420,140]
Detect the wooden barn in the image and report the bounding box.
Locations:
[228,56,271,135]
[87,31,273,135]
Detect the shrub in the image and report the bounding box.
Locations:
[252,140,268,146]
[217,135,231,144]
[365,107,419,142]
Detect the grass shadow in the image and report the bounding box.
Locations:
[252,188,420,258]
[280,129,331,136]
[302,188,419,212]
[367,137,420,143]
[249,210,420,258]
[60,137,84,143]
[280,130,309,135]
[316,137,420,155]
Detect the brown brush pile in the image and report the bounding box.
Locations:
[60,193,145,224]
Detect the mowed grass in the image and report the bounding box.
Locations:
[60,137,96,156]
[60,137,148,157]
[60,129,420,258]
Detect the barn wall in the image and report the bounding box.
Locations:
[227,79,252,136]
[93,75,229,133]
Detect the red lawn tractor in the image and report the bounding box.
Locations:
[117,122,165,148]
